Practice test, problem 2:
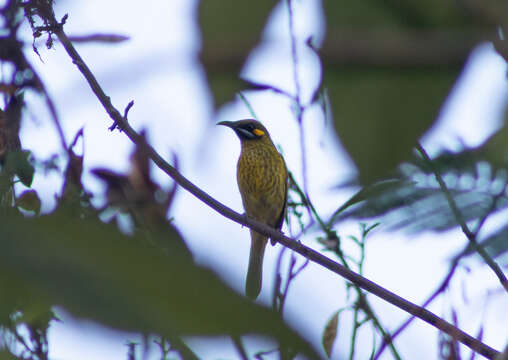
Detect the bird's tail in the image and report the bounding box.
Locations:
[245,230,268,300]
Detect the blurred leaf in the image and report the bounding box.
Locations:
[468,123,508,169]
[20,307,57,333]
[92,134,188,249]
[493,32,508,63]
[199,0,277,110]
[329,179,413,223]
[16,189,41,214]
[319,0,490,184]
[0,209,320,359]
[62,128,84,201]
[322,311,339,358]
[0,95,22,165]
[467,225,508,264]
[3,150,34,187]
[0,350,18,360]
[321,0,477,28]
[463,0,508,37]
[331,137,508,234]
[326,68,457,184]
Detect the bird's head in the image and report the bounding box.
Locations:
[217,119,270,142]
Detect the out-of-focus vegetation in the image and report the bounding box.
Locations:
[0,0,507,359]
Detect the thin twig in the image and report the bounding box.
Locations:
[278,253,297,316]
[273,250,303,315]
[288,172,326,230]
[348,301,360,360]
[2,3,71,162]
[10,325,34,356]
[287,0,301,109]
[416,143,508,292]
[254,348,279,360]
[291,257,309,278]
[455,180,508,262]
[67,33,130,43]
[39,86,67,150]
[286,0,311,221]
[37,11,503,360]
[232,336,249,360]
[291,171,401,359]
[238,92,259,120]
[167,336,199,360]
[348,226,370,360]
[374,261,459,359]
[272,246,287,312]
[273,229,309,316]
[153,337,171,360]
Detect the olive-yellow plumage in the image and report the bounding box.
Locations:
[218,119,287,299]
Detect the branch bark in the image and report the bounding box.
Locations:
[34,9,502,360]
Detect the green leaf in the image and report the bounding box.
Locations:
[7,305,57,342]
[16,189,41,214]
[199,0,277,110]
[319,0,488,184]
[4,150,34,187]
[322,311,339,358]
[0,350,18,360]
[466,225,508,264]
[0,209,320,359]
[329,179,413,225]
[326,68,457,184]
[330,140,508,235]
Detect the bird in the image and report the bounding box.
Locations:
[217,119,288,299]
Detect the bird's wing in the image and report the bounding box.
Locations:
[274,163,288,231]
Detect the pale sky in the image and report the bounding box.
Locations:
[11,0,508,359]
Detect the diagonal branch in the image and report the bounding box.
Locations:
[34,9,502,360]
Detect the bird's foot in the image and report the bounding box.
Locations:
[240,212,249,227]
[270,229,284,246]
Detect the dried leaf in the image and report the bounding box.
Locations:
[16,189,41,214]
[0,83,17,95]
[322,311,339,358]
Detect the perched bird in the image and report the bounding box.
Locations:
[218,119,288,299]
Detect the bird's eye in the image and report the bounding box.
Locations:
[246,124,254,132]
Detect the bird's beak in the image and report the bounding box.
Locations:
[217,121,235,128]
[217,120,257,140]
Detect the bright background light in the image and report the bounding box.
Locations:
[12,0,508,359]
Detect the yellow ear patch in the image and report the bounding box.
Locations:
[253,129,265,136]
